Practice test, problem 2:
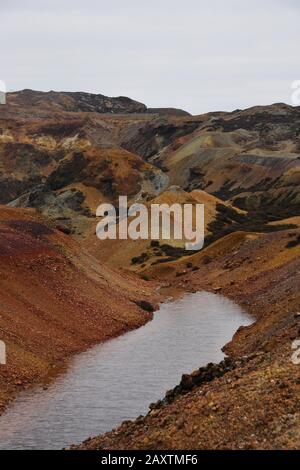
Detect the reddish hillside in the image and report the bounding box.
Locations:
[0,206,158,412]
[74,228,300,450]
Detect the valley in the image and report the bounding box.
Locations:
[0,90,299,449]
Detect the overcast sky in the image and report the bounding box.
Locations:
[1,0,299,114]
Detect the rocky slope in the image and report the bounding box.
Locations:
[155,104,300,220]
[0,205,159,413]
[0,90,200,237]
[74,228,300,450]
[5,89,148,115]
[85,186,248,271]
[0,90,299,449]
[1,93,299,241]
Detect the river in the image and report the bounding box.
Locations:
[0,292,252,450]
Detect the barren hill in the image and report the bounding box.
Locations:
[74,227,300,450]
[0,205,158,412]
[0,90,299,449]
[1,93,299,240]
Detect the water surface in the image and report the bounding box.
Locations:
[0,292,252,449]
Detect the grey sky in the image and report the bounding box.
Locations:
[1,0,299,114]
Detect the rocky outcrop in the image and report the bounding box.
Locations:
[149,356,245,410]
[9,186,93,234]
[147,108,191,117]
[2,92,299,228]
[121,118,200,160]
[6,89,148,114]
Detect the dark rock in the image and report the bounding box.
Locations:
[134,300,155,313]
[47,152,87,190]
[180,374,194,390]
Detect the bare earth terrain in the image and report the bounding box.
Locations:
[0,205,159,413]
[0,90,299,449]
[75,229,300,449]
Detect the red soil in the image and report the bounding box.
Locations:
[0,206,159,412]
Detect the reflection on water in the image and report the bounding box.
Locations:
[0,292,252,450]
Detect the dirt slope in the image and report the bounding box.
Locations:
[1,90,300,449]
[1,93,299,238]
[74,228,300,450]
[153,104,300,219]
[84,187,245,271]
[0,206,159,413]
